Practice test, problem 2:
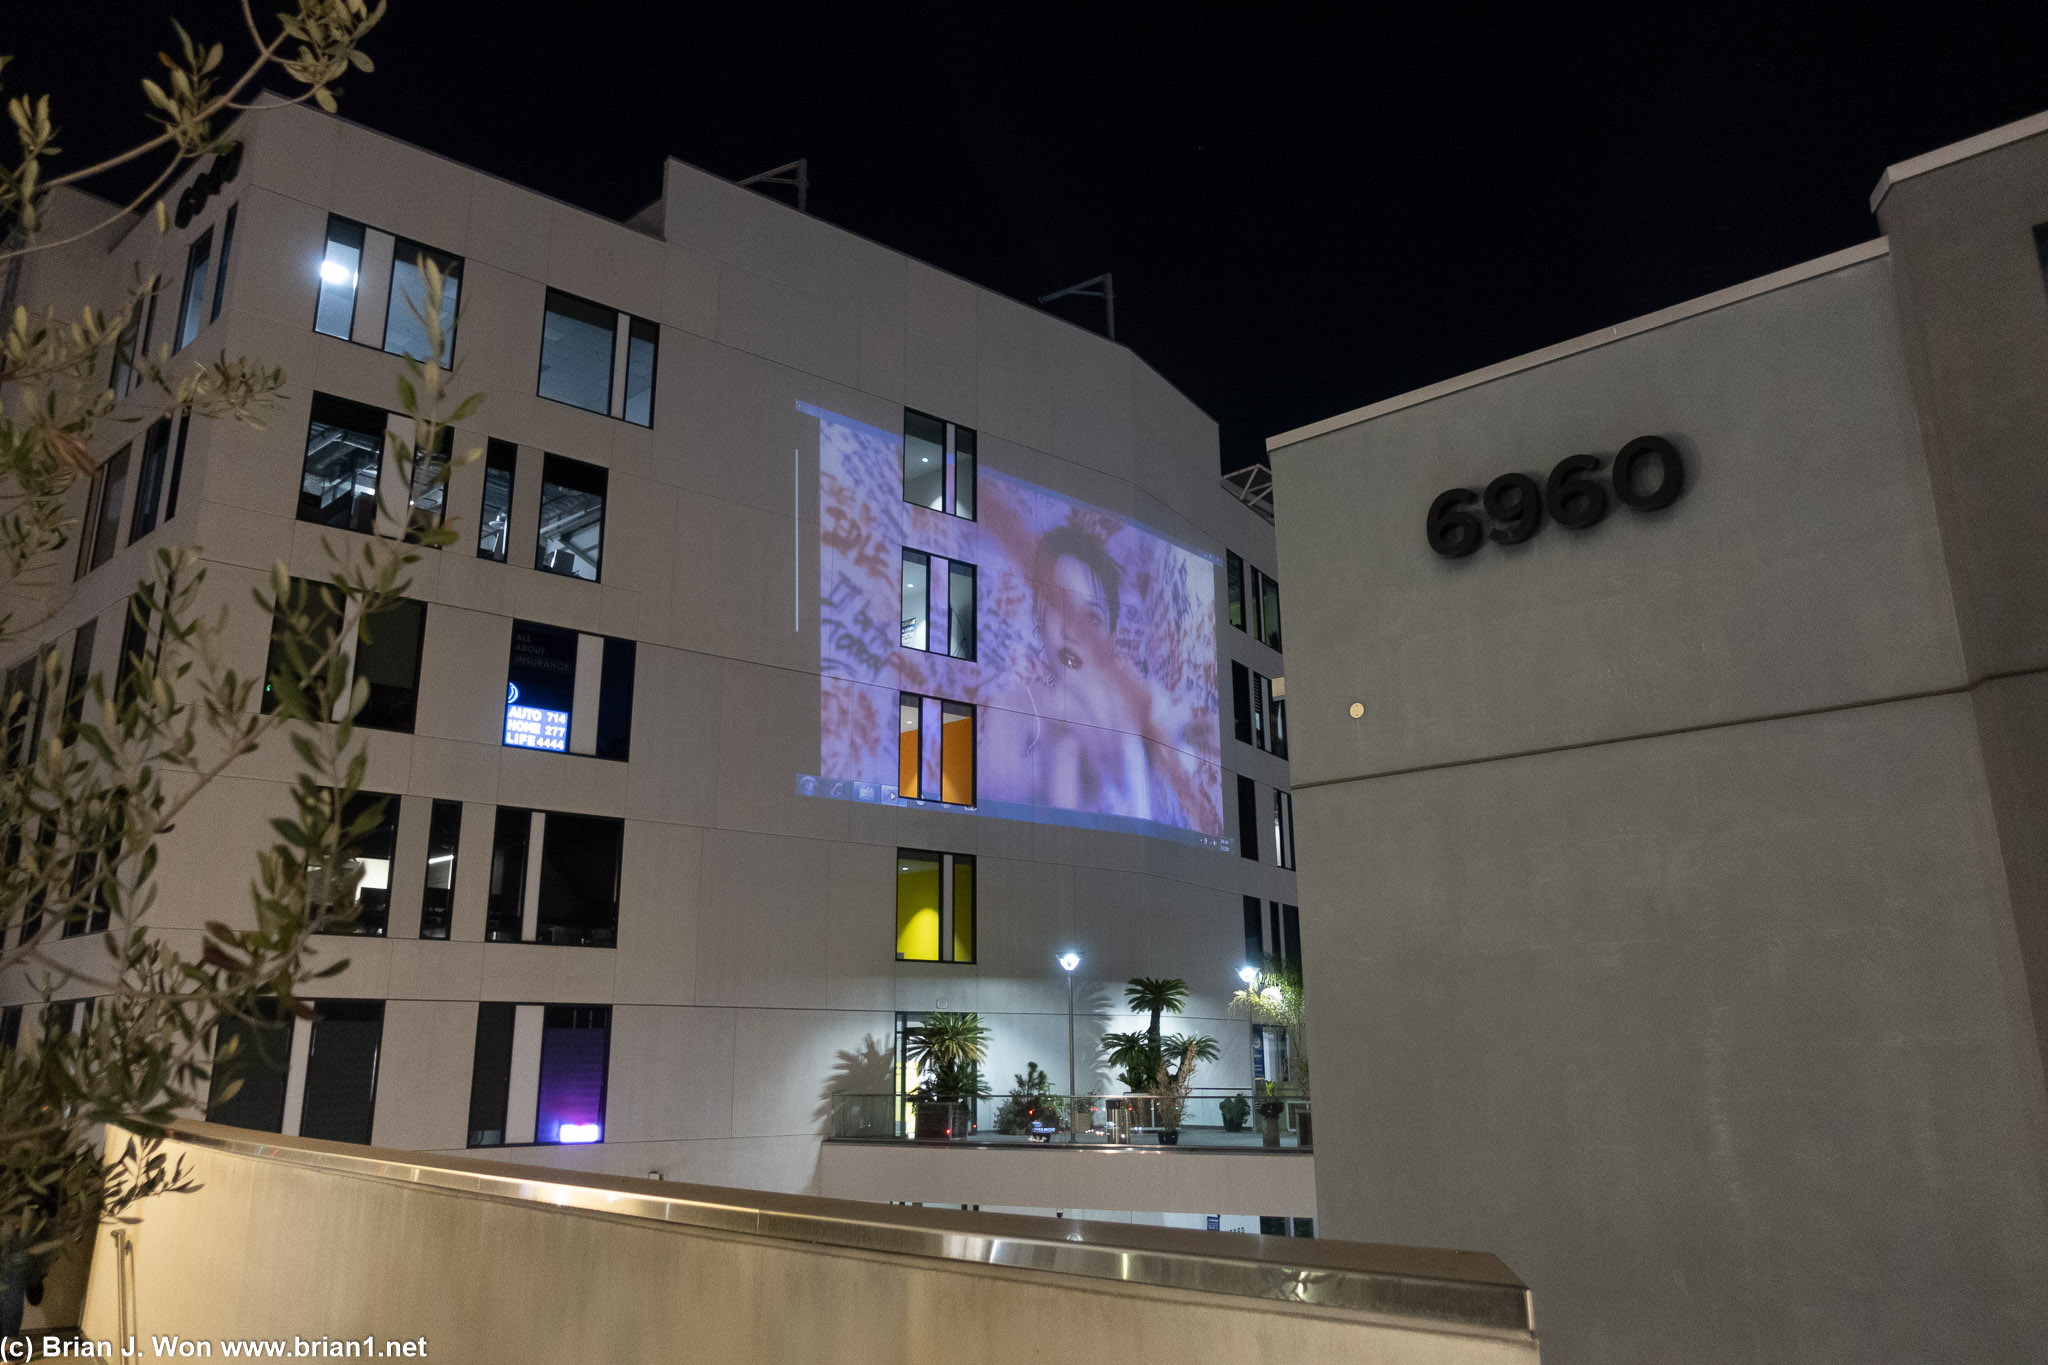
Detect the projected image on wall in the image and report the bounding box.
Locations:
[805,402,1225,846]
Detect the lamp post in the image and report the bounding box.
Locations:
[1059,952,1082,1142]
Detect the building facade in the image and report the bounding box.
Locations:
[0,101,1300,1206]
[1269,115,2048,1361]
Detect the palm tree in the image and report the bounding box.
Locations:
[905,1011,991,1101]
[1125,977,1189,1051]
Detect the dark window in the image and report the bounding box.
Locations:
[298,999,385,1144]
[1232,662,1252,744]
[298,392,385,534]
[261,578,345,717]
[1226,552,1245,632]
[60,620,95,743]
[901,410,976,518]
[2036,224,2048,299]
[477,439,516,563]
[466,1002,516,1146]
[485,807,531,942]
[164,415,190,522]
[0,1006,20,1054]
[1237,774,1259,862]
[596,637,637,762]
[129,417,171,544]
[537,289,616,415]
[404,425,454,545]
[623,317,658,427]
[1243,895,1264,967]
[210,203,236,322]
[322,792,397,938]
[420,799,461,941]
[1281,904,1302,969]
[114,592,152,706]
[384,238,462,365]
[535,454,606,582]
[536,814,622,948]
[205,1000,290,1132]
[537,1005,610,1144]
[76,445,130,578]
[354,598,426,733]
[175,226,212,351]
[1259,572,1283,651]
[3,653,43,767]
[314,215,365,339]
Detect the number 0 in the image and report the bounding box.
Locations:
[1612,435,1685,511]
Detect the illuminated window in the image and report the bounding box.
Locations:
[298,392,385,534]
[538,1006,611,1144]
[1274,789,1295,870]
[314,215,365,339]
[900,549,976,661]
[174,226,212,351]
[1237,774,1259,862]
[538,289,657,427]
[419,799,461,940]
[129,417,171,545]
[384,237,462,366]
[1269,680,1288,759]
[75,444,130,578]
[1226,552,1245,631]
[536,453,606,581]
[477,439,517,562]
[318,791,398,937]
[503,620,636,759]
[902,409,976,519]
[1252,671,1269,750]
[896,849,976,963]
[897,693,974,806]
[356,597,427,732]
[469,1002,612,1146]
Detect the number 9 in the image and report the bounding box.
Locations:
[1483,473,1542,544]
[1426,489,1483,558]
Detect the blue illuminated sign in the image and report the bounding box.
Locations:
[504,682,569,751]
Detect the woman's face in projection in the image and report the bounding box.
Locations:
[1046,554,1113,675]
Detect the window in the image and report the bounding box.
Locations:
[114,592,152,706]
[502,621,636,759]
[298,998,384,1144]
[476,439,517,562]
[320,792,398,937]
[1237,774,1259,861]
[3,653,44,768]
[261,578,345,718]
[175,227,212,352]
[2037,224,2048,299]
[164,415,190,523]
[899,550,976,660]
[0,1006,20,1055]
[75,445,130,578]
[205,1000,289,1132]
[467,1002,515,1146]
[129,418,171,544]
[484,808,531,942]
[109,285,161,400]
[405,425,454,544]
[537,289,657,427]
[60,620,95,743]
[354,598,427,732]
[1252,672,1269,751]
[1274,790,1295,870]
[536,814,622,948]
[298,392,386,534]
[1259,572,1283,651]
[484,808,623,948]
[210,204,236,322]
[1281,903,1302,967]
[384,238,462,365]
[535,453,607,581]
[902,410,976,518]
[467,1002,613,1146]
[1269,679,1288,759]
[537,1006,611,1143]
[897,693,974,805]
[1226,552,1245,631]
[314,215,365,340]
[419,799,462,941]
[895,850,976,963]
[1232,662,1253,744]
[1243,895,1264,967]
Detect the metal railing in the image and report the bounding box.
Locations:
[828,1089,1312,1149]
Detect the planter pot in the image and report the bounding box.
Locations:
[914,1101,967,1141]
[1158,1129,1180,1146]
[1256,1101,1285,1149]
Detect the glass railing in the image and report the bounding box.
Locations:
[827,1089,1312,1150]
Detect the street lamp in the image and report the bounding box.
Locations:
[1059,952,1082,1142]
[1237,965,1258,986]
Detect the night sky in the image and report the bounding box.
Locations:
[14,2,2048,471]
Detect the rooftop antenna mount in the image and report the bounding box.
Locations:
[738,158,809,214]
[1039,273,1115,341]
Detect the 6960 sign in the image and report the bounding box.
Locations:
[1426,435,1688,558]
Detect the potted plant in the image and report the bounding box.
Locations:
[1147,1033,1219,1145]
[1255,1082,1287,1149]
[1220,1093,1251,1133]
[994,1062,1064,1140]
[906,1012,990,1141]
